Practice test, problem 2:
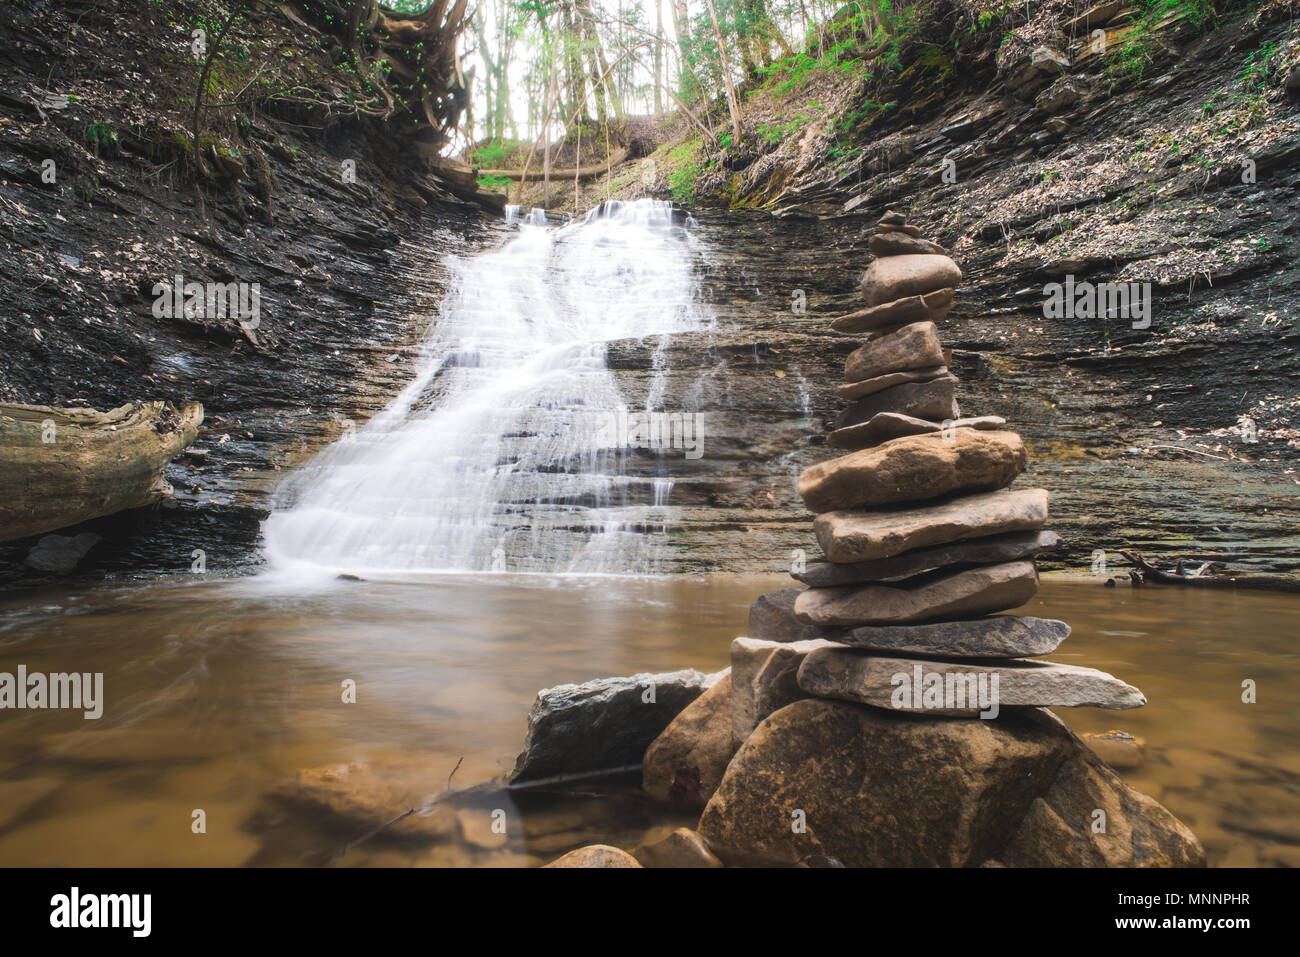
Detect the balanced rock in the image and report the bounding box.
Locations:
[794,530,1059,587]
[511,669,720,784]
[869,231,948,257]
[832,615,1069,658]
[748,587,834,643]
[815,487,1049,563]
[699,699,1072,867]
[860,254,962,306]
[843,321,944,382]
[836,366,947,401]
[543,845,642,868]
[730,637,840,747]
[798,649,1146,714]
[642,671,737,808]
[793,560,1039,628]
[797,428,1027,514]
[877,210,907,227]
[835,374,959,429]
[830,287,954,334]
[829,412,1006,451]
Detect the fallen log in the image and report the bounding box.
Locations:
[1119,549,1300,592]
[480,148,630,182]
[0,401,203,541]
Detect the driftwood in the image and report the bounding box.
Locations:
[480,148,630,182]
[0,401,202,541]
[1120,550,1300,592]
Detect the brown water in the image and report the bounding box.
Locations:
[0,574,1295,867]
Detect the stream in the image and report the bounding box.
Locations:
[0,202,1296,868]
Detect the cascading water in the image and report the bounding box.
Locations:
[262,199,712,576]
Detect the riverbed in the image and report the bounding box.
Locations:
[0,574,1294,867]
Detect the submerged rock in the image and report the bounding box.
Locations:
[633,827,723,868]
[642,671,737,808]
[797,649,1147,714]
[1081,730,1146,770]
[793,530,1059,587]
[511,669,720,785]
[814,488,1050,563]
[24,532,103,574]
[543,844,642,868]
[797,428,1027,514]
[793,560,1040,628]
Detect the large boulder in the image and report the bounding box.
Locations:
[860,254,963,306]
[793,560,1040,627]
[793,530,1059,587]
[698,700,1203,867]
[642,671,737,808]
[797,648,1147,714]
[797,429,1027,514]
[814,488,1049,563]
[544,845,642,868]
[511,669,720,785]
[698,699,1072,866]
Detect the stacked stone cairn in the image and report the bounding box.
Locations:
[745,209,1148,720]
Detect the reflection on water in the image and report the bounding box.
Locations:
[0,576,1295,866]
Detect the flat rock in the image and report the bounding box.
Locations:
[748,587,835,643]
[797,649,1147,714]
[698,699,1073,866]
[814,487,1050,563]
[793,530,1060,586]
[642,671,737,808]
[860,254,962,306]
[869,231,948,256]
[829,287,954,334]
[828,412,1007,451]
[835,374,959,429]
[798,428,1027,514]
[543,844,642,868]
[837,365,947,401]
[731,637,840,748]
[511,669,720,785]
[833,615,1070,658]
[633,827,723,868]
[793,560,1040,627]
[843,321,944,383]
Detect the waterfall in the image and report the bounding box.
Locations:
[261,199,712,577]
